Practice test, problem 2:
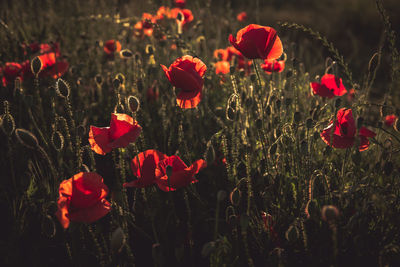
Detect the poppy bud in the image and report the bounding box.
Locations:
[176,11,184,23]
[269,143,277,156]
[120,49,133,58]
[335,98,341,108]
[239,69,245,78]
[294,111,301,123]
[217,190,227,202]
[306,118,314,129]
[229,188,241,206]
[115,73,125,85]
[145,44,155,55]
[205,143,215,164]
[127,95,140,113]
[395,118,400,132]
[31,56,42,76]
[1,111,15,137]
[51,130,64,151]
[226,107,235,121]
[285,225,299,242]
[76,125,86,138]
[55,78,71,98]
[229,66,236,74]
[286,70,293,78]
[95,74,103,85]
[113,78,121,90]
[201,241,216,258]
[111,227,126,254]
[321,205,339,222]
[15,128,38,149]
[41,215,56,238]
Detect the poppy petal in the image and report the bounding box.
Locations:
[124,150,167,188]
[55,196,70,229]
[68,198,111,223]
[169,65,203,92]
[89,126,111,155]
[176,89,202,109]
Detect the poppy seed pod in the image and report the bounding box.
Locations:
[15,128,39,149]
[55,78,71,98]
[31,56,42,76]
[115,73,125,85]
[127,96,140,113]
[120,49,133,58]
[113,78,121,90]
[229,188,241,206]
[321,205,339,222]
[1,113,16,136]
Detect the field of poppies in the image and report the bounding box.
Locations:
[1,0,400,266]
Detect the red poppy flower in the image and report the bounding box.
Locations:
[155,155,206,191]
[141,12,155,29]
[123,150,168,188]
[384,114,398,127]
[133,21,153,38]
[104,40,122,54]
[213,49,229,61]
[229,24,283,60]
[161,55,207,109]
[155,6,172,21]
[215,61,230,75]
[170,8,193,26]
[89,113,142,155]
[1,62,22,86]
[55,172,111,229]
[310,73,347,98]
[237,12,247,22]
[261,59,285,74]
[320,108,376,151]
[174,0,186,8]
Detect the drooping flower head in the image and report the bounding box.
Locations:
[155,155,206,192]
[229,24,283,60]
[310,73,347,98]
[237,12,247,22]
[104,40,122,54]
[384,114,398,127]
[261,59,285,74]
[170,8,193,27]
[124,150,167,188]
[174,0,186,8]
[161,55,207,109]
[320,108,376,151]
[55,172,111,229]
[89,113,142,155]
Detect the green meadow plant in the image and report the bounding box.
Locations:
[0,0,399,266]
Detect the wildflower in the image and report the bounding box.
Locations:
[55,172,111,229]
[155,155,206,191]
[89,113,142,155]
[215,61,230,75]
[384,114,398,127]
[261,59,285,74]
[161,55,207,109]
[170,8,193,26]
[213,49,229,61]
[104,40,122,54]
[229,24,283,60]
[174,0,186,8]
[236,12,247,22]
[320,108,376,151]
[124,150,168,188]
[310,73,347,98]
[155,6,172,22]
[0,62,23,86]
